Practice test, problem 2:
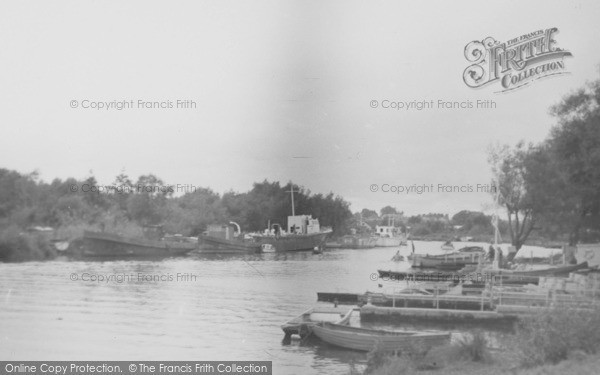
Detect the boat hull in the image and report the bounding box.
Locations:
[199,235,262,253]
[77,231,196,258]
[411,255,478,269]
[254,231,331,252]
[375,237,403,247]
[310,322,450,352]
[506,262,589,277]
[335,235,377,249]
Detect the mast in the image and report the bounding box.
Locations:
[286,185,296,216]
[492,182,500,246]
[491,179,502,269]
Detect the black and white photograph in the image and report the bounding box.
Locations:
[1,1,600,374]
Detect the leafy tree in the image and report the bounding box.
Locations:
[380,206,397,216]
[545,79,600,244]
[451,210,492,231]
[165,188,225,235]
[488,142,540,250]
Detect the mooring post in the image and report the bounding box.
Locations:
[481,284,485,311]
[499,273,503,307]
[490,274,494,310]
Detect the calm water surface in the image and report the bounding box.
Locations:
[0,241,553,374]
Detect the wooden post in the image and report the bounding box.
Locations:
[530,251,533,267]
[481,284,485,311]
[489,274,494,310]
[499,273,503,307]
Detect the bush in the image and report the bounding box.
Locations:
[511,306,600,367]
[456,330,490,362]
[0,225,56,262]
[364,331,494,374]
[364,340,430,374]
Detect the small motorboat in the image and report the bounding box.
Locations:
[261,244,276,253]
[281,306,353,338]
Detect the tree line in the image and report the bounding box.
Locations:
[0,174,354,239]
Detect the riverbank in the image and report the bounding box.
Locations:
[363,305,600,375]
[365,352,600,375]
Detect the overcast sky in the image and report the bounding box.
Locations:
[1,1,599,216]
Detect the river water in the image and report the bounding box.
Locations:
[0,241,556,374]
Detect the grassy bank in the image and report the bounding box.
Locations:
[363,351,600,375]
[362,306,600,375]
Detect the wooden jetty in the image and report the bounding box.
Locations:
[378,269,541,286]
[360,305,518,323]
[317,291,492,310]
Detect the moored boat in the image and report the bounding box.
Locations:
[411,254,480,269]
[458,246,485,253]
[200,234,261,253]
[281,306,353,338]
[378,269,458,282]
[441,241,455,251]
[77,230,196,258]
[252,187,332,251]
[253,223,332,252]
[310,322,450,352]
[335,234,377,249]
[507,261,589,277]
[374,225,407,247]
[199,223,262,253]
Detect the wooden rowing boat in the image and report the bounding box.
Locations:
[281,306,353,338]
[310,322,450,352]
[510,261,589,277]
[411,254,479,270]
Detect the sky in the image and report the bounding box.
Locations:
[1,0,600,217]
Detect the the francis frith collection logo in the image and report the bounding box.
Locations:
[463,28,572,92]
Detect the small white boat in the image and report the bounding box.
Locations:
[281,306,353,338]
[310,322,450,352]
[440,241,455,251]
[261,244,276,253]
